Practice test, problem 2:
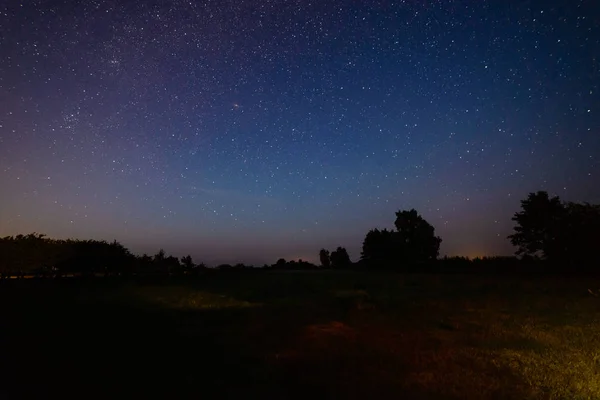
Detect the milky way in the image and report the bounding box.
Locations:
[1,0,599,265]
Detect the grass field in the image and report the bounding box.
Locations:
[2,270,600,399]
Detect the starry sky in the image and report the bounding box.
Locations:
[1,0,599,266]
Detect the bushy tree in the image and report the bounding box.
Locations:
[154,249,166,263]
[164,255,181,274]
[136,254,154,273]
[180,255,196,275]
[330,247,351,268]
[394,209,442,263]
[319,249,331,268]
[509,191,600,268]
[275,258,286,268]
[151,249,180,274]
[508,191,565,260]
[361,228,402,264]
[361,209,441,269]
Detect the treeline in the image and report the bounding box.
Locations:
[318,192,600,274]
[1,191,599,278]
[0,234,207,278]
[0,233,529,278]
[0,234,325,278]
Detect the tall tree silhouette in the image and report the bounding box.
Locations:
[508,191,565,260]
[181,255,195,275]
[394,209,442,264]
[319,249,331,268]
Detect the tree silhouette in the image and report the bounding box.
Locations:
[330,247,351,268]
[152,249,172,274]
[136,254,154,274]
[508,191,565,261]
[181,255,194,268]
[180,255,196,275]
[394,209,442,264]
[0,234,137,277]
[154,249,166,263]
[509,191,600,268]
[0,234,208,278]
[361,228,401,265]
[319,249,331,268]
[165,255,181,275]
[361,209,441,269]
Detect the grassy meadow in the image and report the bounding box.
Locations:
[2,270,600,399]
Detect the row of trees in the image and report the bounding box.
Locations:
[315,210,441,271]
[2,191,598,277]
[316,192,599,272]
[0,234,206,278]
[348,192,599,271]
[319,247,352,269]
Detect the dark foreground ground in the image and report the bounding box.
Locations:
[1,270,600,399]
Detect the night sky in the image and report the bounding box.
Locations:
[1,1,599,266]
